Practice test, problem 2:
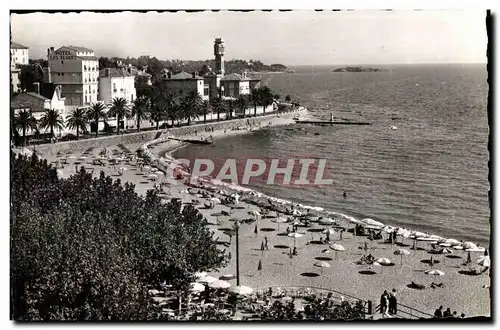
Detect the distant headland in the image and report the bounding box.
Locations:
[333,66,386,72]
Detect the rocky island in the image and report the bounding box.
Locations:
[333,66,385,72]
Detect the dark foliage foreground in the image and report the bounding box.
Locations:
[10,152,226,321]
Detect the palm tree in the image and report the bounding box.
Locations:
[250,88,261,117]
[149,102,167,130]
[259,86,274,115]
[130,96,150,132]
[39,108,65,140]
[202,100,210,124]
[108,97,129,135]
[65,107,88,140]
[225,98,235,120]
[181,90,203,125]
[236,94,248,118]
[163,93,178,128]
[13,109,38,146]
[210,95,225,122]
[88,102,107,137]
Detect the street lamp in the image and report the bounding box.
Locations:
[232,219,241,286]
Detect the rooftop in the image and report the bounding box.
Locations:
[11,42,28,49]
[99,68,135,78]
[65,45,94,53]
[168,71,203,80]
[221,73,249,82]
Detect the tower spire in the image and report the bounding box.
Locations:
[214,38,225,76]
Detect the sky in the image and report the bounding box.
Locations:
[10,10,488,65]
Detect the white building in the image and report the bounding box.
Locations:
[98,68,136,105]
[47,46,99,107]
[11,84,67,136]
[11,42,29,66]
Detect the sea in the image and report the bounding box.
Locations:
[174,64,490,246]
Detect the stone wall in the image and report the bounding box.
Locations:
[32,107,308,157]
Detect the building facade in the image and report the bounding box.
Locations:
[98,68,136,105]
[220,73,251,97]
[11,84,67,136]
[47,46,99,107]
[159,71,208,100]
[11,42,29,66]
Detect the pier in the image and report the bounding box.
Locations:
[294,112,370,126]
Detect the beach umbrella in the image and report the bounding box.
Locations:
[194,271,207,278]
[229,285,253,295]
[438,247,453,264]
[219,274,236,281]
[425,269,445,276]
[68,155,77,159]
[361,218,384,228]
[292,209,302,216]
[382,225,395,233]
[462,242,477,250]
[330,243,345,259]
[394,249,410,266]
[208,280,231,289]
[476,256,491,267]
[321,249,331,254]
[372,261,382,274]
[314,261,331,274]
[210,197,221,203]
[438,243,452,247]
[465,247,485,253]
[288,232,303,248]
[148,174,158,181]
[417,237,436,242]
[197,275,218,284]
[274,217,288,231]
[190,282,206,293]
[452,245,464,250]
[375,258,393,266]
[429,235,443,241]
[441,238,460,245]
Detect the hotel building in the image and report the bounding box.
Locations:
[47,46,99,107]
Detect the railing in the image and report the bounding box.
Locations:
[374,302,434,319]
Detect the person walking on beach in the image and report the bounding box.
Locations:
[264,236,269,250]
[339,229,344,240]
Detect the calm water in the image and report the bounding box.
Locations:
[175,64,490,246]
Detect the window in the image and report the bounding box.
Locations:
[131,94,134,102]
[84,65,87,70]
[85,96,88,103]
[113,83,117,92]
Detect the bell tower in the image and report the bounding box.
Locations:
[214,38,225,76]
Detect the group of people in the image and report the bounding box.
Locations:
[434,306,465,319]
[379,289,397,317]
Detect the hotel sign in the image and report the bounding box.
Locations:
[49,50,76,60]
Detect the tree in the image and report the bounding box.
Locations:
[181,90,203,125]
[149,101,167,130]
[225,98,235,121]
[12,109,38,146]
[18,64,44,92]
[130,97,150,132]
[135,75,153,99]
[250,88,261,117]
[163,93,179,128]
[210,95,225,122]
[202,100,210,124]
[235,94,248,118]
[10,153,226,320]
[87,102,107,138]
[258,86,274,115]
[65,107,88,140]
[108,97,129,135]
[39,109,65,139]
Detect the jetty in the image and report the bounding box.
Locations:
[294,113,370,126]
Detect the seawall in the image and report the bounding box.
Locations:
[30,107,308,157]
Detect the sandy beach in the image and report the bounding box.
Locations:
[38,113,490,319]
